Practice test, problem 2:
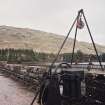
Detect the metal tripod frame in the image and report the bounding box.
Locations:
[30,9,104,105]
[70,9,103,71]
[49,9,103,74]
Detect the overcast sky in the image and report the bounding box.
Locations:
[0,0,105,45]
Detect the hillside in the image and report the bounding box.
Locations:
[0,25,105,54]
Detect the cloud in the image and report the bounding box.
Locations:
[0,0,105,45]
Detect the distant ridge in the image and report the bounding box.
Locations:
[0,25,105,54]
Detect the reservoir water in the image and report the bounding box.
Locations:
[0,74,36,105]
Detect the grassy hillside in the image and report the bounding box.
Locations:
[0,25,105,54]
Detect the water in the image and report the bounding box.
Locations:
[0,75,37,105]
[79,62,105,65]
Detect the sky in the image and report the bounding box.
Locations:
[0,0,105,45]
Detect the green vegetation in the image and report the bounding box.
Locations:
[101,53,105,62]
[0,48,104,63]
[63,50,84,62]
[0,48,56,63]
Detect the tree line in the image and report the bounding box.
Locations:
[0,48,55,63]
[0,48,104,63]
